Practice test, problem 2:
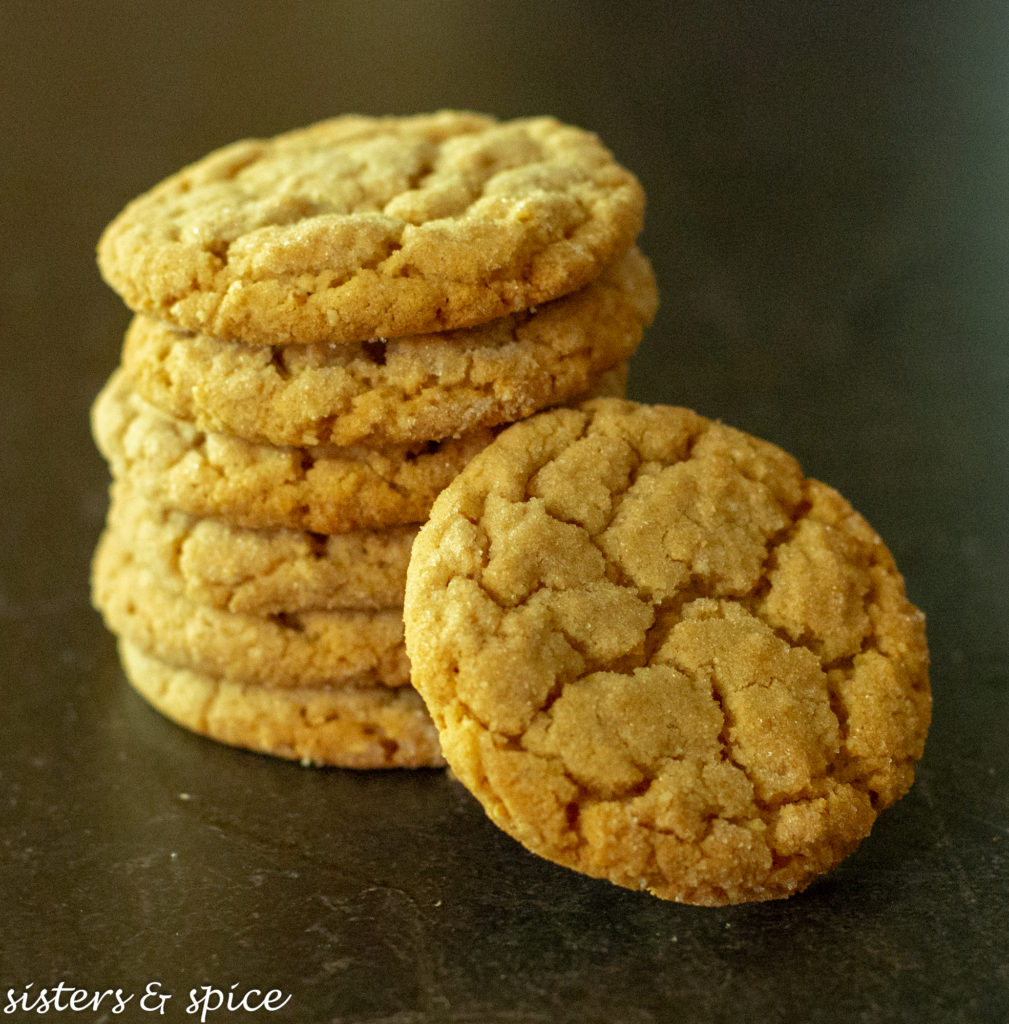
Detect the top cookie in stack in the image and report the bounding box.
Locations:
[90,112,657,768]
[96,111,646,345]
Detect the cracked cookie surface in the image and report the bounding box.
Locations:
[403,399,930,905]
[97,111,645,345]
[119,641,443,769]
[121,247,655,447]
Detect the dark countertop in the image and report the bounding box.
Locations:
[2,3,1006,1021]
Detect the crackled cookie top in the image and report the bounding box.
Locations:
[403,399,931,905]
[120,247,655,447]
[97,111,645,345]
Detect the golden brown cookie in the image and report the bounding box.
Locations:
[403,399,931,905]
[119,247,655,447]
[106,482,414,615]
[119,640,444,769]
[91,364,627,535]
[96,112,645,345]
[91,368,496,534]
[92,529,410,689]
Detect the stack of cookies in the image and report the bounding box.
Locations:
[90,111,655,769]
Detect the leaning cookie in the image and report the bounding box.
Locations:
[97,111,645,345]
[92,530,410,689]
[119,641,444,769]
[403,399,931,906]
[105,482,414,615]
[120,247,655,447]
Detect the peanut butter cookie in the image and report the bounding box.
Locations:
[119,248,655,447]
[93,529,410,689]
[106,482,414,615]
[91,365,626,535]
[403,399,931,905]
[97,112,645,345]
[91,368,497,534]
[119,641,443,769]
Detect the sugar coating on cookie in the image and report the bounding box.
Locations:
[120,247,656,447]
[97,111,645,345]
[403,399,931,905]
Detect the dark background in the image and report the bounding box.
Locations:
[2,2,1007,1021]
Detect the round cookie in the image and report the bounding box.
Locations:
[106,482,414,615]
[91,364,627,535]
[403,398,931,905]
[92,529,410,689]
[91,368,496,534]
[119,247,655,447]
[96,111,645,345]
[119,641,444,769]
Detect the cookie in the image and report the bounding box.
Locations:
[119,640,443,769]
[106,482,414,615]
[91,368,497,534]
[92,529,410,689]
[119,247,655,447]
[91,364,627,535]
[403,399,931,905]
[96,112,646,345]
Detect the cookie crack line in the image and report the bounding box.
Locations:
[515,402,593,509]
[700,659,763,795]
[522,412,718,548]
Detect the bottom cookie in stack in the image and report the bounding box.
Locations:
[117,641,443,769]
